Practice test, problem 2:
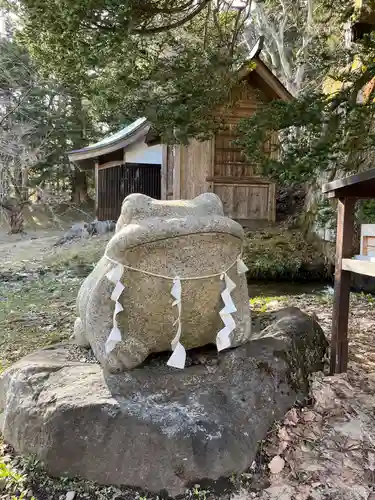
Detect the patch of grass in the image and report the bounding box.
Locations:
[7,454,124,500]
[0,441,35,500]
[250,295,285,313]
[243,228,331,282]
[355,292,375,305]
[0,235,110,368]
[191,485,209,500]
[45,235,108,273]
[0,272,81,367]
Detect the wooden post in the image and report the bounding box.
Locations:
[206,137,215,193]
[173,145,181,199]
[94,160,99,220]
[330,197,355,374]
[268,182,276,222]
[161,144,168,200]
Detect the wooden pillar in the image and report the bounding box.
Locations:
[330,197,355,374]
[161,145,168,200]
[268,182,276,222]
[173,145,181,199]
[94,160,99,220]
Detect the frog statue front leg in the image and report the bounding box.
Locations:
[74,255,150,372]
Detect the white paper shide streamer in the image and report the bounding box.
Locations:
[216,273,237,351]
[237,256,249,275]
[167,277,186,369]
[216,256,249,352]
[105,264,125,354]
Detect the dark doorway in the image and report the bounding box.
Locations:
[97,163,161,221]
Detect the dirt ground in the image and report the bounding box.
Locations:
[0,231,375,500]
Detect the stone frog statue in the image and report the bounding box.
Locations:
[74,193,251,372]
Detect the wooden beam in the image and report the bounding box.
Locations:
[330,197,356,374]
[98,160,123,170]
[207,137,215,192]
[206,176,273,185]
[322,167,375,195]
[327,185,375,199]
[342,258,375,277]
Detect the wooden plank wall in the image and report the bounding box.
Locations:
[211,82,276,222]
[214,83,264,178]
[213,181,273,221]
[179,139,214,199]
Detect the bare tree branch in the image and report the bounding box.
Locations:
[0,87,33,126]
[133,0,212,34]
[248,0,318,95]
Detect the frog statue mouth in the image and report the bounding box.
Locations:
[74,192,252,373]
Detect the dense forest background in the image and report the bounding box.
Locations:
[0,0,374,235]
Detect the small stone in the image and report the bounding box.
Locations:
[66,491,76,500]
[268,456,285,474]
[265,484,293,500]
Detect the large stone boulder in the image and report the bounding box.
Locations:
[74,193,251,372]
[0,307,328,496]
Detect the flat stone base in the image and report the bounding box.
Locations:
[0,308,328,496]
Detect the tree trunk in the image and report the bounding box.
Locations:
[20,167,29,202]
[1,199,25,234]
[71,168,89,204]
[69,91,91,205]
[8,208,24,234]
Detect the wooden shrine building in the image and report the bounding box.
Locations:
[162,55,292,225]
[68,118,163,221]
[68,49,292,223]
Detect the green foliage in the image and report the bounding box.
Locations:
[249,295,283,313]
[315,198,337,230]
[236,15,375,188]
[191,484,209,500]
[93,41,241,143]
[243,228,330,281]
[358,199,375,223]
[0,460,35,499]
[0,32,98,202]
[11,0,250,143]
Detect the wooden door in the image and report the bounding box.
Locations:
[97,163,161,221]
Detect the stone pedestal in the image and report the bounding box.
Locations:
[0,308,327,496]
